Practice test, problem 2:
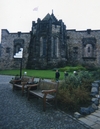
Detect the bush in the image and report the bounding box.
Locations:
[91,69,100,80]
[57,71,93,112]
[59,65,86,72]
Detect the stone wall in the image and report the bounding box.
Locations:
[1,28,100,70]
[67,29,100,67]
[0,29,30,69]
[27,16,67,69]
[0,16,100,70]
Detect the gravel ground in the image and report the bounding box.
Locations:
[0,75,92,129]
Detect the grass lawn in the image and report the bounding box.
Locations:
[0,69,65,80]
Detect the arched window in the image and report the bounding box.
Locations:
[52,37,57,57]
[88,47,90,52]
[82,37,96,59]
[84,44,93,57]
[14,39,24,55]
[15,45,21,53]
[53,38,56,56]
[43,38,46,56]
[40,37,47,57]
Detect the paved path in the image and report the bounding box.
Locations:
[78,82,100,129]
[0,75,99,129]
[79,104,100,129]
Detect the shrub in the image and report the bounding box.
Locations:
[57,71,93,112]
[91,69,100,80]
[59,65,86,72]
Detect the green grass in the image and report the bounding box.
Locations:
[0,65,90,80]
[0,69,65,80]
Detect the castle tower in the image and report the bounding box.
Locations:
[27,12,67,69]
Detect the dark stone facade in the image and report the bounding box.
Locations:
[27,13,67,69]
[0,12,100,70]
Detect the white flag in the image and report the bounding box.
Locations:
[33,7,38,11]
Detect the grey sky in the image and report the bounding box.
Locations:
[0,0,100,42]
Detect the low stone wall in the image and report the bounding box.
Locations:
[74,80,100,118]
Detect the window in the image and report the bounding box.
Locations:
[15,45,21,53]
[6,47,11,58]
[84,44,93,57]
[88,47,90,52]
[82,37,96,59]
[43,38,46,56]
[53,38,57,57]
[6,47,10,53]
[53,38,55,56]
[73,47,78,59]
[14,39,24,55]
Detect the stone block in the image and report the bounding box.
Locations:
[91,87,99,95]
[92,98,99,106]
[74,112,81,118]
[80,105,96,115]
[91,103,98,110]
[80,107,90,115]
[91,82,99,88]
[94,80,100,86]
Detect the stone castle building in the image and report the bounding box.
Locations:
[0,12,100,70]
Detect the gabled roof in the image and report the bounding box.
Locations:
[42,12,58,23]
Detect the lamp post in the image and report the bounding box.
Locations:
[14,48,23,78]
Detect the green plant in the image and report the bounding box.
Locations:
[59,65,86,72]
[57,71,93,112]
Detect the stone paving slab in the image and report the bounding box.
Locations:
[79,117,94,126]
[79,102,100,129]
[79,109,100,129]
[91,111,100,117]
[85,115,98,122]
[91,124,100,129]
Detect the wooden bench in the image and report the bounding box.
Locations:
[28,79,59,111]
[10,76,38,96]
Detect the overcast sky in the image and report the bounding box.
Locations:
[0,0,100,42]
